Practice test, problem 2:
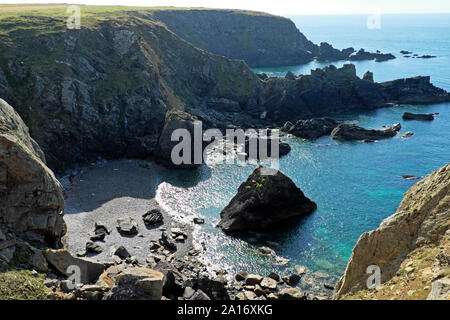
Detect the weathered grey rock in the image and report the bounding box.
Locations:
[104,267,164,300]
[44,249,106,284]
[427,279,450,300]
[278,287,307,300]
[0,99,65,247]
[283,274,301,286]
[218,167,317,233]
[331,123,401,141]
[86,241,103,254]
[156,109,202,169]
[288,118,338,140]
[159,231,177,251]
[142,209,164,226]
[116,217,138,236]
[90,222,110,241]
[401,131,414,139]
[114,246,131,260]
[186,277,230,300]
[260,277,277,290]
[334,164,450,298]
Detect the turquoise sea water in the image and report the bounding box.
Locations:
[156,14,450,279]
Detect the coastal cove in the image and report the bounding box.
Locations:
[64,101,450,283]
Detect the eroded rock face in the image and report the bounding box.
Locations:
[0,99,65,247]
[334,163,450,298]
[218,167,317,233]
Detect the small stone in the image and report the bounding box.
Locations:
[193,218,205,224]
[245,274,263,286]
[260,277,277,290]
[86,241,103,254]
[268,272,280,282]
[235,270,248,281]
[283,274,301,286]
[257,247,275,255]
[114,246,131,260]
[142,209,163,226]
[294,265,308,275]
[116,217,139,236]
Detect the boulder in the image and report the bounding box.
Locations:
[260,277,277,290]
[116,217,138,236]
[288,118,338,140]
[86,241,103,254]
[44,249,106,284]
[0,99,65,247]
[104,267,164,300]
[156,109,202,169]
[402,112,434,121]
[218,167,317,233]
[331,123,401,141]
[114,246,131,260]
[186,277,230,300]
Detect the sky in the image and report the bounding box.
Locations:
[1,0,450,15]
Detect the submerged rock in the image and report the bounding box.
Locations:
[218,167,317,233]
[331,123,401,141]
[402,112,434,121]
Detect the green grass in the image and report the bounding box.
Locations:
[0,269,49,300]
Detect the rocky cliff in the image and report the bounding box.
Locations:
[334,163,450,299]
[0,99,65,248]
[144,9,316,68]
[0,10,449,173]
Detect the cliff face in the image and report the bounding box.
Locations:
[0,99,65,248]
[145,10,316,68]
[0,15,260,172]
[334,163,450,299]
[0,10,449,173]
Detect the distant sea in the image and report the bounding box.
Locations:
[156,14,450,279]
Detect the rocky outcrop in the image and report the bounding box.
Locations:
[402,112,435,121]
[334,163,450,298]
[218,167,317,233]
[349,49,395,62]
[156,109,202,169]
[0,99,65,247]
[285,118,339,140]
[331,123,401,141]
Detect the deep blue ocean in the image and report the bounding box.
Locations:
[156,14,450,279]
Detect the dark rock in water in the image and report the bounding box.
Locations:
[193,218,205,225]
[401,131,414,139]
[116,217,139,236]
[402,112,434,121]
[156,109,202,169]
[331,123,401,141]
[143,209,164,226]
[218,167,317,233]
[400,50,413,55]
[363,71,374,83]
[243,136,291,160]
[315,42,354,61]
[86,241,103,254]
[288,118,338,140]
[402,175,422,180]
[417,55,436,59]
[349,49,395,62]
